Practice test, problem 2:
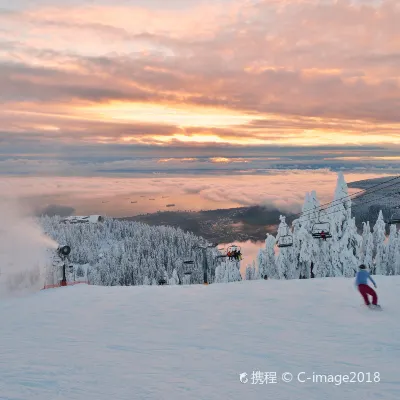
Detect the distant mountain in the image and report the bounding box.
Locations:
[119,206,298,243]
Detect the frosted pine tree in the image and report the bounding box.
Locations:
[291,219,302,279]
[360,222,373,268]
[143,276,150,285]
[330,172,352,239]
[373,210,386,275]
[385,224,397,276]
[214,260,226,283]
[275,216,295,279]
[339,217,362,277]
[313,238,331,277]
[299,191,320,230]
[245,262,257,280]
[226,260,242,282]
[295,192,319,279]
[257,233,277,279]
[214,260,241,283]
[39,216,212,286]
[295,221,313,279]
[168,269,180,285]
[298,190,331,278]
[257,249,266,280]
[328,173,358,276]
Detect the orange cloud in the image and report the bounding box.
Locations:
[0,0,400,154]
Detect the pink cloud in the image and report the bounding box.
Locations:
[0,0,399,150]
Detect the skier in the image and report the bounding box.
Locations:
[355,264,381,309]
[320,230,326,241]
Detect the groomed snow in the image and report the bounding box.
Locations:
[1,277,400,400]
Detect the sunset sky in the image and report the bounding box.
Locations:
[1,0,400,176]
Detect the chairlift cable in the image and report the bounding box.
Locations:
[293,177,400,223]
[294,175,400,221]
[286,182,400,240]
[276,176,400,244]
[309,186,400,221]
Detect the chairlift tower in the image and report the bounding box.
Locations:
[57,245,72,286]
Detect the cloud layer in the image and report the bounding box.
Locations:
[0,170,392,217]
[1,0,400,173]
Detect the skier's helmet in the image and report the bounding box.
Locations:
[359,264,366,269]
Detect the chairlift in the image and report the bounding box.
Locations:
[277,224,293,248]
[227,244,241,253]
[226,244,242,261]
[312,221,332,239]
[182,271,192,285]
[387,211,400,224]
[277,234,293,248]
[183,260,194,274]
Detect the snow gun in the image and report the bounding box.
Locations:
[57,245,71,286]
[57,245,71,258]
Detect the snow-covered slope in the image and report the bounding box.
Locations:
[1,277,399,400]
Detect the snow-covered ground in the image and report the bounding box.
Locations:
[1,277,400,400]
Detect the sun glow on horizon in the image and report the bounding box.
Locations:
[80,101,263,128]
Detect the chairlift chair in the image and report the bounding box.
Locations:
[277,234,293,248]
[227,244,241,253]
[226,244,242,261]
[312,221,332,239]
[386,210,400,224]
[183,260,194,273]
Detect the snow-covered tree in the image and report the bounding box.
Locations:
[385,224,398,276]
[293,220,313,279]
[324,173,361,277]
[330,172,352,240]
[257,233,277,279]
[373,210,386,274]
[245,262,257,280]
[39,216,216,287]
[214,259,242,283]
[299,191,320,230]
[143,276,150,285]
[360,222,374,268]
[275,216,295,279]
[168,269,180,285]
[338,217,362,277]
